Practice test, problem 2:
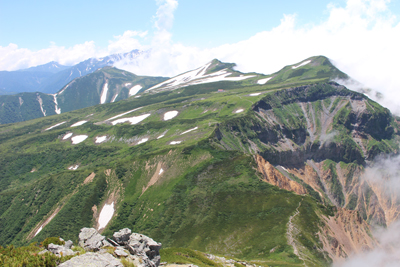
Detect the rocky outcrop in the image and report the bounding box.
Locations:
[319,207,377,263]
[114,228,162,267]
[39,239,76,257]
[58,252,123,267]
[256,154,307,195]
[47,243,75,257]
[79,227,110,251]
[57,228,162,267]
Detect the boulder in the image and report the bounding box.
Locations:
[114,247,129,257]
[58,252,123,267]
[47,243,75,257]
[113,228,131,245]
[65,240,73,249]
[125,232,162,267]
[79,228,106,251]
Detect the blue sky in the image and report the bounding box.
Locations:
[0,0,342,50]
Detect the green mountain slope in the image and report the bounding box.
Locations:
[0,67,167,124]
[55,66,168,113]
[0,92,57,124]
[0,56,395,266]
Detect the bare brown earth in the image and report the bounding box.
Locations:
[84,172,96,184]
[319,207,377,263]
[255,154,307,195]
[27,206,63,240]
[142,161,164,195]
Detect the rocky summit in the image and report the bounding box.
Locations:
[40,228,162,267]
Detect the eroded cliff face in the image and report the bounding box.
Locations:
[285,161,400,227]
[214,83,400,263]
[255,154,307,195]
[319,207,377,263]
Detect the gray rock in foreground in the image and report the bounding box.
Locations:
[79,228,109,251]
[113,228,131,245]
[49,227,162,267]
[47,243,75,257]
[58,252,123,267]
[113,230,162,267]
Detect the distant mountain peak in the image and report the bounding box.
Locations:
[147,59,256,92]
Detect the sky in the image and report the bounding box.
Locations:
[1,0,400,114]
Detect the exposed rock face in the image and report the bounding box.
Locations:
[47,243,75,257]
[79,227,109,251]
[113,228,131,244]
[58,252,123,267]
[255,154,307,195]
[319,207,377,263]
[55,228,162,267]
[113,229,162,267]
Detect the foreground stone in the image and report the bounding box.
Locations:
[47,243,75,257]
[58,252,123,267]
[112,228,162,267]
[47,227,161,267]
[79,228,109,251]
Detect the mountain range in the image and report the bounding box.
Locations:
[0,66,167,124]
[0,55,398,266]
[0,49,143,95]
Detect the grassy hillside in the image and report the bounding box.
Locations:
[0,56,394,266]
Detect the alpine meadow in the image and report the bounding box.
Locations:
[0,54,399,266]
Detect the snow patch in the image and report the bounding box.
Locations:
[249,93,261,96]
[148,61,255,91]
[159,168,164,175]
[58,82,71,95]
[100,82,108,104]
[34,226,43,237]
[137,138,148,144]
[129,85,143,96]
[235,109,244,113]
[52,94,61,114]
[70,120,88,127]
[157,134,165,139]
[68,165,79,170]
[95,136,107,144]
[36,95,46,117]
[111,94,118,103]
[71,135,88,144]
[181,127,198,135]
[45,121,66,131]
[63,133,73,140]
[111,113,150,125]
[257,77,272,84]
[98,202,114,230]
[292,60,311,69]
[163,110,178,121]
[106,107,142,121]
[124,83,132,87]
[170,141,182,145]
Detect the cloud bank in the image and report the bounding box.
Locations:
[335,154,400,266]
[1,0,400,113]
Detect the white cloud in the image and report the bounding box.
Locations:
[108,30,147,55]
[129,0,400,115]
[0,32,147,71]
[335,154,400,267]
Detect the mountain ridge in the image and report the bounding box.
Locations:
[0,55,396,266]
